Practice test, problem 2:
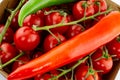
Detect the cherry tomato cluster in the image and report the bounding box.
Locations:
[0,0,120,80]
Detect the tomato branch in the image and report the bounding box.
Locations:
[33,8,112,31]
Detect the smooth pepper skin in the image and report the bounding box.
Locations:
[8,11,120,80]
[18,0,77,26]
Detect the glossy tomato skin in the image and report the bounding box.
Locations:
[0,25,14,43]
[0,42,18,63]
[45,12,73,34]
[12,55,30,71]
[90,0,107,13]
[65,24,84,39]
[73,1,94,20]
[43,33,66,52]
[106,37,120,59]
[23,14,44,27]
[75,65,99,80]
[92,48,113,74]
[14,26,40,51]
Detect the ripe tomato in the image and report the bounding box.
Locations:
[45,12,73,34]
[23,14,44,28]
[91,48,113,74]
[0,42,18,63]
[65,24,84,39]
[34,70,61,80]
[10,11,20,32]
[75,64,99,80]
[34,73,51,80]
[73,1,94,20]
[106,36,120,59]
[14,26,40,51]
[12,55,30,71]
[0,25,14,43]
[90,0,107,13]
[32,51,43,59]
[43,33,66,52]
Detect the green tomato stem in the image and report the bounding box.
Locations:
[0,0,26,43]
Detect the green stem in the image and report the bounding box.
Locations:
[49,56,89,80]
[33,9,111,31]
[0,52,24,69]
[0,0,26,43]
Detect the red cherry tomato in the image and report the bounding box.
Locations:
[10,11,20,32]
[43,33,66,52]
[34,70,60,80]
[45,12,72,34]
[0,42,17,63]
[92,14,105,25]
[14,26,40,51]
[90,0,107,13]
[65,24,84,39]
[75,65,99,80]
[0,25,14,43]
[12,55,30,71]
[106,36,120,59]
[34,73,51,80]
[23,14,44,27]
[33,51,43,59]
[73,1,94,20]
[91,48,113,74]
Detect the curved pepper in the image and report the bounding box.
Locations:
[8,11,120,80]
[18,0,77,26]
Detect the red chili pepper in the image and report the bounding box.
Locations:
[7,11,120,80]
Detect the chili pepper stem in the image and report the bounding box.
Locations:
[0,52,24,69]
[0,0,26,43]
[33,8,112,31]
[49,56,89,80]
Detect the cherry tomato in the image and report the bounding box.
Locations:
[12,55,30,71]
[45,12,72,34]
[73,1,94,20]
[34,70,61,80]
[106,36,120,59]
[14,26,40,51]
[65,24,84,39]
[92,14,105,25]
[91,48,113,74]
[43,33,66,52]
[10,11,20,32]
[75,64,99,80]
[34,73,51,80]
[0,42,18,63]
[23,14,44,28]
[36,10,45,19]
[33,51,43,59]
[0,25,14,43]
[90,0,107,13]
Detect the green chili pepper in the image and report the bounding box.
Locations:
[18,0,77,26]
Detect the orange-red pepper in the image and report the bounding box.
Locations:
[7,11,120,80]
